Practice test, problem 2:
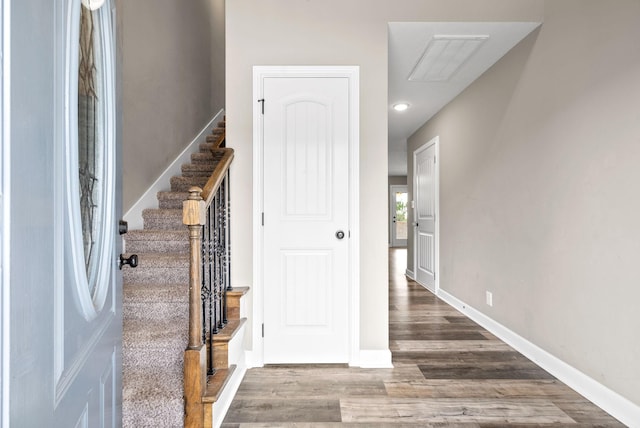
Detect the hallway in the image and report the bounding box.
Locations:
[221,248,622,426]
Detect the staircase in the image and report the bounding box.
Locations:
[122,120,247,427]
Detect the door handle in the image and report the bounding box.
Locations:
[119,254,138,270]
[119,220,129,235]
[335,230,345,240]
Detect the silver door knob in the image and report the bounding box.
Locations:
[336,230,345,240]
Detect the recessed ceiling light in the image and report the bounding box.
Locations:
[393,103,409,112]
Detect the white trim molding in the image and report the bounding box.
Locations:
[437,289,640,427]
[405,269,415,280]
[123,109,225,230]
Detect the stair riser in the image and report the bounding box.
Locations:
[199,143,217,153]
[157,191,189,210]
[158,199,183,210]
[191,153,215,165]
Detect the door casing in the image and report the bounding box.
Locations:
[252,66,360,366]
[413,136,440,294]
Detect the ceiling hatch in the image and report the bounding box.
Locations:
[408,35,490,82]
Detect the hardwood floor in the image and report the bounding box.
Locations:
[221,248,624,427]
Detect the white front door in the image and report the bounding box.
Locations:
[390,185,408,247]
[261,74,351,363]
[414,138,438,293]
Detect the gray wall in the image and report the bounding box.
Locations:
[408,0,640,406]
[226,0,543,352]
[122,0,225,210]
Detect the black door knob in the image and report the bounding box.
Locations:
[336,230,345,240]
[119,254,138,270]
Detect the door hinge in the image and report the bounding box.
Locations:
[261,212,264,226]
[258,99,265,115]
[261,323,264,338]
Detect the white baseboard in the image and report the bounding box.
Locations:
[405,269,415,280]
[437,289,640,428]
[123,109,225,230]
[357,349,393,368]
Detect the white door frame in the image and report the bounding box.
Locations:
[413,136,440,294]
[389,184,408,247]
[252,66,360,366]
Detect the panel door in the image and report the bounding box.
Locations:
[414,141,437,292]
[9,0,123,426]
[262,76,350,363]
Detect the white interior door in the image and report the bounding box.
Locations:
[414,138,438,293]
[390,185,408,247]
[262,75,350,363]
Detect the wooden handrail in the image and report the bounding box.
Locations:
[201,148,234,207]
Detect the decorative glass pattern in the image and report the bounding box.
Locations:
[78,4,104,291]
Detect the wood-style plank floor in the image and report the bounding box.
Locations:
[222,248,624,427]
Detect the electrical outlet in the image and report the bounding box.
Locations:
[486,291,493,307]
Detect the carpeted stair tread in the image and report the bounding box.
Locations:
[142,208,184,230]
[125,229,189,253]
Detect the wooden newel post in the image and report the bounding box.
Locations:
[183,187,208,428]
[183,186,206,349]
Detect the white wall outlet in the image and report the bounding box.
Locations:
[486,291,493,307]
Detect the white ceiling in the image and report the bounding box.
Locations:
[388,22,541,176]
